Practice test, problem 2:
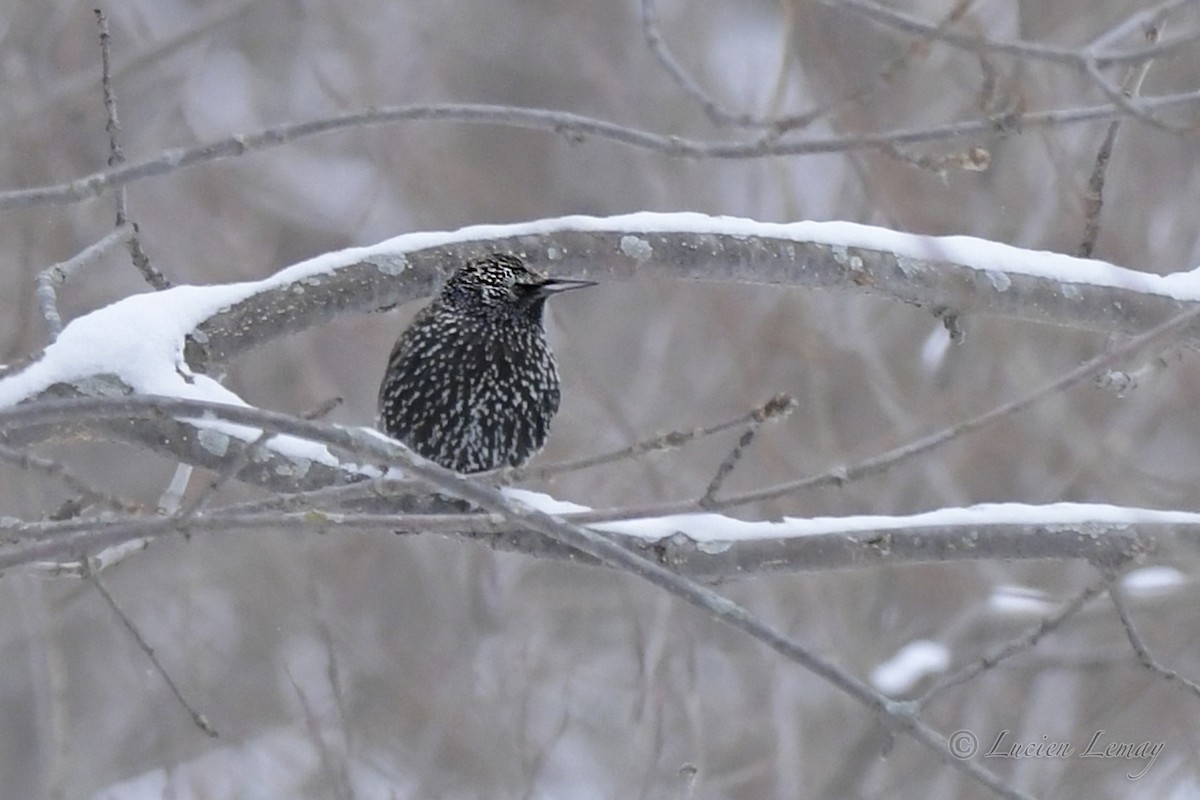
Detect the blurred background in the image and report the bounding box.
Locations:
[3,0,1200,797]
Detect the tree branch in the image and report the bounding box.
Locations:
[167,219,1200,376]
[3,91,1200,212]
[0,397,1194,579]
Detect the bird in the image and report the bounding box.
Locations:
[378,253,595,473]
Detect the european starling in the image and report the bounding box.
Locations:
[378,253,595,473]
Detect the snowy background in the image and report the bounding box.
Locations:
[3,0,1200,798]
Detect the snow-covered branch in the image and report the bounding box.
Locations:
[4,216,1200,576]
[4,213,1197,397]
[1,396,1194,577]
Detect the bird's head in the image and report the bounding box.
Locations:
[442,254,595,319]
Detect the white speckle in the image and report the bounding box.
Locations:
[920,325,951,373]
[848,255,864,271]
[197,428,229,457]
[1122,566,1187,596]
[985,270,1011,292]
[546,247,562,261]
[1061,282,1082,300]
[697,539,732,555]
[896,256,920,278]
[830,245,849,264]
[376,255,410,276]
[871,641,950,695]
[988,585,1055,615]
[619,235,653,262]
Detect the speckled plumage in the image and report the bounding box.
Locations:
[378,254,594,473]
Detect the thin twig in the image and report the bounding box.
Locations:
[514,394,795,482]
[641,0,758,128]
[1087,0,1195,53]
[700,426,760,508]
[580,304,1200,521]
[1109,580,1200,702]
[917,577,1111,707]
[36,224,135,339]
[94,9,170,291]
[0,442,139,514]
[1082,55,1185,136]
[828,0,1200,66]
[698,396,797,507]
[1079,24,1163,258]
[95,10,124,170]
[86,566,217,737]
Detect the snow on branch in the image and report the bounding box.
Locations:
[180,212,1200,372]
[4,214,1200,576]
[1,396,1197,577]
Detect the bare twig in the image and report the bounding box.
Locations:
[699,425,759,507]
[1082,55,1185,136]
[95,10,124,170]
[917,577,1111,707]
[3,91,1200,212]
[1109,580,1200,702]
[698,396,797,507]
[515,394,795,482]
[0,441,139,514]
[94,8,170,291]
[1086,0,1195,53]
[581,304,1200,521]
[641,0,758,128]
[36,225,135,339]
[86,567,217,737]
[828,0,1200,66]
[1079,25,1163,258]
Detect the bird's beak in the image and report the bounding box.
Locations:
[535,277,597,297]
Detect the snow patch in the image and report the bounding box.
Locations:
[1122,566,1187,596]
[618,234,653,262]
[989,585,1056,616]
[872,640,950,694]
